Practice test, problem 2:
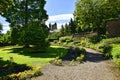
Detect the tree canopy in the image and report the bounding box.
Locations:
[0,0,13,13]
[74,0,120,35]
[0,0,49,49]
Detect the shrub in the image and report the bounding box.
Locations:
[48,32,60,40]
[98,37,120,48]
[103,44,120,67]
[59,36,73,43]
[76,54,85,62]
[103,46,113,58]
[113,59,120,68]
[0,66,42,80]
[74,47,80,53]
[53,56,62,66]
[88,35,106,44]
[81,48,86,55]
[111,44,120,59]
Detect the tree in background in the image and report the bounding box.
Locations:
[74,0,120,35]
[69,18,76,34]
[60,25,65,36]
[59,18,77,36]
[0,23,3,33]
[0,0,49,49]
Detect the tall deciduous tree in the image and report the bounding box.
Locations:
[1,0,49,49]
[74,0,120,35]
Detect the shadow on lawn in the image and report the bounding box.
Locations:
[0,57,30,77]
[3,47,67,58]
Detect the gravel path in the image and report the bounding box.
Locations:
[31,48,120,80]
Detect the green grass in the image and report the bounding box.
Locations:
[0,46,67,67]
[111,44,120,59]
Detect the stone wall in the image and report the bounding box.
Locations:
[106,20,120,37]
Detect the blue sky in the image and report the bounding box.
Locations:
[45,0,76,16]
[0,0,76,33]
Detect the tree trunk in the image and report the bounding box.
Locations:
[97,26,101,36]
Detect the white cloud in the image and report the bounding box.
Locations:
[46,14,73,29]
[47,14,73,22]
[2,23,10,34]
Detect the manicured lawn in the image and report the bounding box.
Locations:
[0,46,67,67]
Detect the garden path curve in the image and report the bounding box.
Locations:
[31,48,120,80]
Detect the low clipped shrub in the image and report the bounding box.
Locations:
[59,36,73,43]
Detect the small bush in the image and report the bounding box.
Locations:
[0,66,42,80]
[53,57,62,66]
[98,37,120,48]
[89,35,105,43]
[76,54,85,62]
[59,36,73,43]
[103,46,113,58]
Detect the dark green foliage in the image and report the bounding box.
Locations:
[89,35,106,43]
[20,23,49,49]
[98,37,120,48]
[62,46,86,61]
[103,44,120,67]
[59,36,73,43]
[74,0,120,35]
[0,32,11,46]
[103,46,113,58]
[69,18,77,34]
[0,23,2,32]
[112,44,120,59]
[59,19,77,36]
[1,0,49,49]
[0,0,13,14]
[48,32,60,41]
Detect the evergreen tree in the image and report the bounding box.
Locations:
[1,0,49,49]
[0,23,3,33]
[69,18,76,34]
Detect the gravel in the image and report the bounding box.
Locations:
[31,48,120,80]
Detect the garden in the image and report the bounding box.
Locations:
[0,0,120,80]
